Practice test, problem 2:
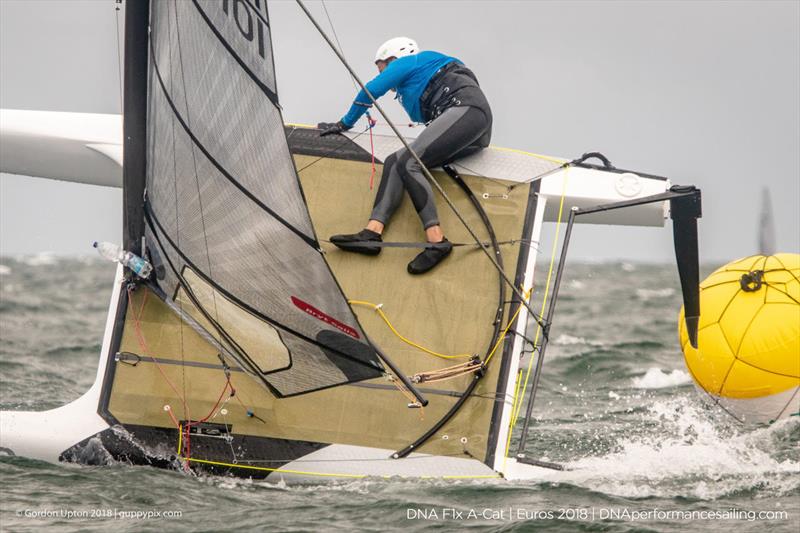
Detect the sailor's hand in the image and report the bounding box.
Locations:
[318,120,350,137]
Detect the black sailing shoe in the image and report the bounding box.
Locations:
[330,229,383,256]
[407,238,453,275]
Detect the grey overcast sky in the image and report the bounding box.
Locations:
[1,0,798,262]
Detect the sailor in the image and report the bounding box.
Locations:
[318,37,492,274]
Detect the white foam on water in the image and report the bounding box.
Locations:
[553,334,603,347]
[542,397,800,499]
[632,367,692,389]
[0,265,11,276]
[635,287,675,300]
[567,279,585,290]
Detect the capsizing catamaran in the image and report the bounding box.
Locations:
[0,0,701,481]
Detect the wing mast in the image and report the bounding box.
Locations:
[121,0,149,256]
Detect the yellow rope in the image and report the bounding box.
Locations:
[187,457,368,478]
[502,165,570,469]
[182,455,500,480]
[411,288,530,382]
[483,286,533,366]
[348,300,472,360]
[487,145,567,166]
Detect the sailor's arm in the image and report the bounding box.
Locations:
[319,61,411,136]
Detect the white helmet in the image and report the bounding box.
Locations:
[374,37,418,62]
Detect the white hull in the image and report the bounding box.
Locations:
[0,265,122,462]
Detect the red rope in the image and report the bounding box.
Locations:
[195,377,231,424]
[165,405,180,428]
[128,286,187,421]
[127,283,237,469]
[182,372,232,463]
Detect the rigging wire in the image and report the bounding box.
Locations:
[501,166,570,470]
[319,0,379,190]
[320,0,358,91]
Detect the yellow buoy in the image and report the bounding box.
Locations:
[679,253,800,423]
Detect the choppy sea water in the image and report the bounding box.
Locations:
[0,255,797,533]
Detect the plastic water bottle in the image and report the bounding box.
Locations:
[93,241,153,279]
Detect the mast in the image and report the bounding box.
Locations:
[122,0,150,256]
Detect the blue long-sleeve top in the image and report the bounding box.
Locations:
[341,51,460,127]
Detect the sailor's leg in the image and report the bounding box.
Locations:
[401,105,491,274]
[331,152,405,255]
[397,105,491,229]
[368,152,406,228]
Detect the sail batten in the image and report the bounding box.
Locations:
[144,0,384,397]
[149,50,317,247]
[145,203,383,377]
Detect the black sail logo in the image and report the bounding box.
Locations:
[221,0,267,59]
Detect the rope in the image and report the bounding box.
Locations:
[348,300,473,360]
[182,376,234,461]
[128,285,188,422]
[127,284,192,470]
[483,286,533,366]
[126,283,262,468]
[387,376,425,416]
[179,456,500,479]
[412,359,482,384]
[403,284,531,385]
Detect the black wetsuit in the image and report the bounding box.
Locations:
[370,63,493,229]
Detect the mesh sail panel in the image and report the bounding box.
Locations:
[144,0,383,396]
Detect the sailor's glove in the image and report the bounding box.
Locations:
[318,120,350,137]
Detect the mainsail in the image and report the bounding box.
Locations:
[143,0,384,396]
